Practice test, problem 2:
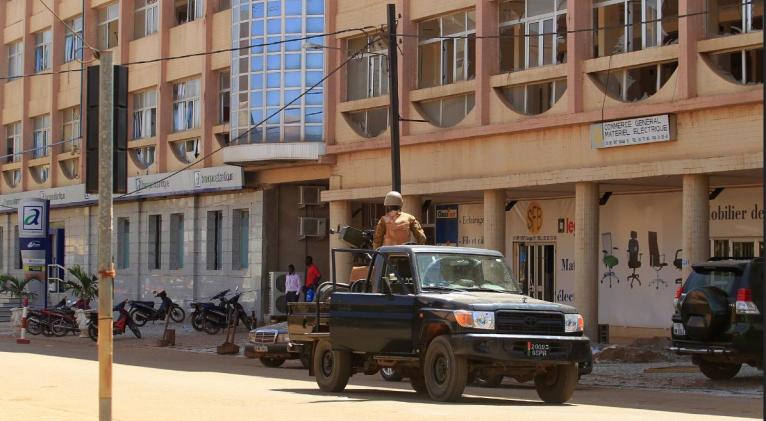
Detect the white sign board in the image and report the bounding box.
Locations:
[591,114,675,148]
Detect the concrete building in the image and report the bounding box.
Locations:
[0,0,332,321]
[322,0,763,341]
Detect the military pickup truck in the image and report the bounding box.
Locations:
[287,245,591,403]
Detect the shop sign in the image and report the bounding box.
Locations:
[18,198,50,282]
[435,205,459,246]
[591,114,675,148]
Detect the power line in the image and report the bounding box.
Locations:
[117,35,383,200]
[0,137,82,163]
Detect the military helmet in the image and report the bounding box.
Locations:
[384,191,403,207]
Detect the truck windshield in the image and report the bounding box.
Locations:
[416,253,521,293]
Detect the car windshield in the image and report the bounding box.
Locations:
[415,253,521,293]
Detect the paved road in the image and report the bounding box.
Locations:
[0,336,761,421]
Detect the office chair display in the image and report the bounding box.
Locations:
[648,231,668,289]
[673,249,683,284]
[627,231,641,288]
[600,233,619,288]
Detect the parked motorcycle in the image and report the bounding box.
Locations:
[190,289,230,332]
[26,299,80,337]
[87,299,141,342]
[201,290,252,335]
[128,290,185,326]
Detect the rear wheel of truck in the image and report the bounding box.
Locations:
[699,361,741,380]
[408,368,428,394]
[314,340,351,393]
[260,357,285,368]
[534,363,578,404]
[423,336,468,402]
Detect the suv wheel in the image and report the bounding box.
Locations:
[474,371,504,388]
[423,336,468,402]
[380,367,403,382]
[699,361,741,380]
[314,340,351,392]
[259,357,285,368]
[534,363,578,404]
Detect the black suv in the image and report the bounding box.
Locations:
[671,257,763,379]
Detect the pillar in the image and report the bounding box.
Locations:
[483,190,506,255]
[329,200,353,283]
[682,175,710,279]
[678,0,706,99]
[574,182,599,339]
[475,0,498,125]
[566,0,593,113]
[402,195,422,222]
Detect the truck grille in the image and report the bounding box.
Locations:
[495,311,565,335]
[253,330,278,344]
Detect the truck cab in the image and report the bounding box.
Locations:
[288,245,591,403]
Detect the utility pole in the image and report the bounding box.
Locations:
[97,51,114,421]
[387,3,401,192]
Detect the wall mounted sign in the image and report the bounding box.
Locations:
[591,114,676,148]
[435,204,459,246]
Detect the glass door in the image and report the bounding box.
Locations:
[514,242,556,302]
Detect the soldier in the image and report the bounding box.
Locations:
[372,191,427,249]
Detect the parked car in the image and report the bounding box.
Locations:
[671,257,763,379]
[244,321,310,368]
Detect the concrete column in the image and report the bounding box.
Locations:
[475,0,498,125]
[483,190,506,255]
[575,182,599,339]
[678,0,705,99]
[329,200,353,283]
[567,0,593,113]
[401,195,422,221]
[682,175,710,279]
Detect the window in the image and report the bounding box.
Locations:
[176,0,204,25]
[13,226,21,270]
[710,48,763,84]
[344,107,389,138]
[64,16,83,62]
[32,115,50,158]
[172,79,201,132]
[376,255,415,295]
[418,94,475,128]
[593,0,679,58]
[708,0,763,36]
[501,79,567,115]
[98,3,120,50]
[206,210,223,270]
[116,218,130,269]
[169,213,184,270]
[34,30,52,73]
[499,0,567,72]
[62,107,81,153]
[346,35,389,101]
[5,122,21,163]
[148,214,162,270]
[60,158,79,179]
[594,61,678,102]
[7,41,23,79]
[30,165,49,183]
[133,90,157,139]
[135,0,159,39]
[4,170,21,187]
[232,209,249,270]
[219,71,230,123]
[172,138,200,163]
[131,146,156,169]
[418,11,476,88]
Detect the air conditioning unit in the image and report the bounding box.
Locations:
[269,271,288,316]
[298,186,325,208]
[299,217,327,239]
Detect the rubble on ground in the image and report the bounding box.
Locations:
[594,337,677,363]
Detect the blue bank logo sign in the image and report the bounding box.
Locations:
[22,205,43,232]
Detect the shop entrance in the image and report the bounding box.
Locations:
[513,242,555,302]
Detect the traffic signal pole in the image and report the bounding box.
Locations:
[97,51,114,421]
[387,4,401,193]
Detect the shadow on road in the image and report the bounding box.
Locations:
[1,335,761,419]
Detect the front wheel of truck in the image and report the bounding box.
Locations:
[314,340,351,393]
[423,336,468,402]
[534,363,578,404]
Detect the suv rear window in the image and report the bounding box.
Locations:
[684,270,743,297]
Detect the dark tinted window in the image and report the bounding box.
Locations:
[684,269,743,296]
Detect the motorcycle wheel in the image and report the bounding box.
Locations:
[203,320,221,335]
[130,309,148,327]
[128,323,142,339]
[51,318,70,337]
[191,311,204,331]
[170,305,185,323]
[41,321,55,337]
[26,317,43,335]
[88,324,98,342]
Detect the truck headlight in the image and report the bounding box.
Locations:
[564,313,584,333]
[454,310,495,330]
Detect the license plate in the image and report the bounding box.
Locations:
[526,342,550,357]
[254,345,269,353]
[673,323,686,336]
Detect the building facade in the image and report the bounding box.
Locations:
[323,0,763,341]
[0,0,332,320]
